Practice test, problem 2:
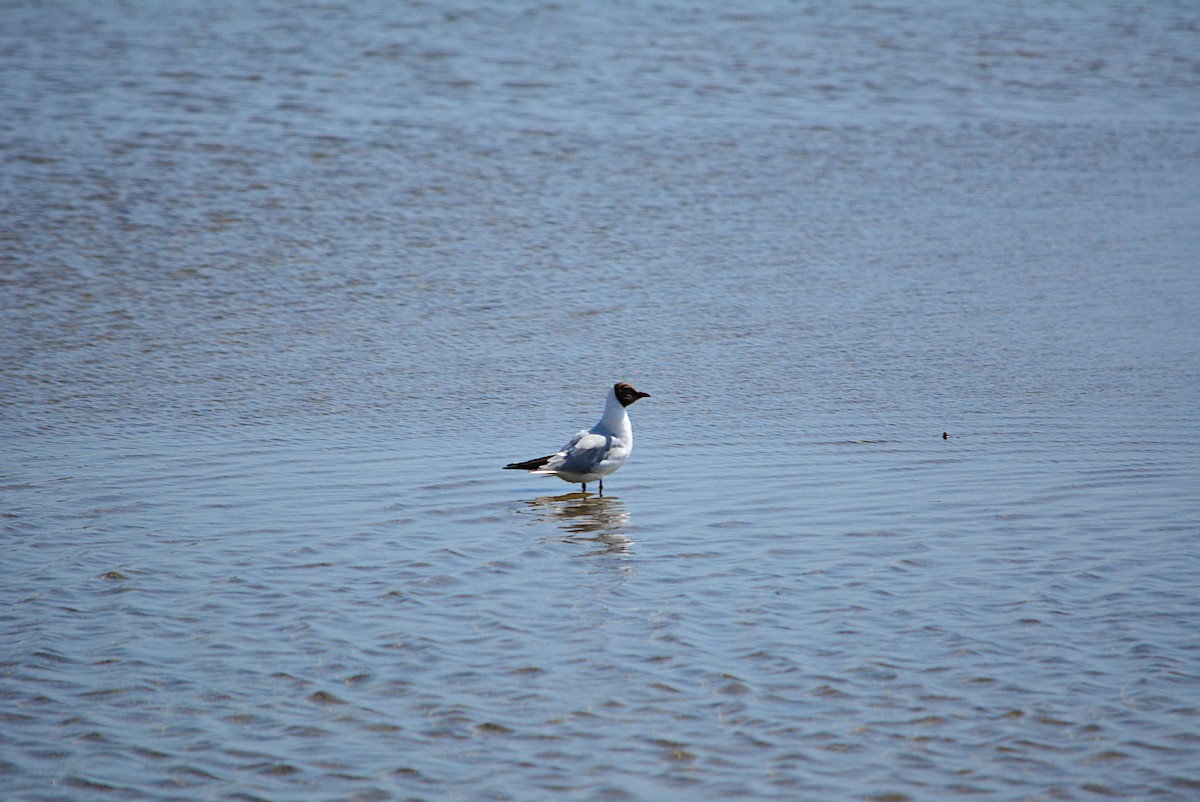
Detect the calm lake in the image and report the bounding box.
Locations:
[3,1,1199,800]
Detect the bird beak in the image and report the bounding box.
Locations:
[638,391,651,399]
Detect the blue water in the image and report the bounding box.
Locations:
[3,2,1199,800]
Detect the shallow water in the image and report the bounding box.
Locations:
[3,2,1200,800]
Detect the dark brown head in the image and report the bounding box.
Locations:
[614,382,650,407]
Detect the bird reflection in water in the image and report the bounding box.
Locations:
[524,492,633,556]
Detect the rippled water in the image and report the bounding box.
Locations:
[3,2,1200,800]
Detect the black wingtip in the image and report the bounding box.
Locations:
[504,455,553,471]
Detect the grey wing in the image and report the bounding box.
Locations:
[555,431,612,475]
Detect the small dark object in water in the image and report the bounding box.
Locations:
[942,432,949,439]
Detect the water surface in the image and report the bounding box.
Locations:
[3,2,1200,800]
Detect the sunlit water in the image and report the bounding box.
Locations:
[3,2,1199,800]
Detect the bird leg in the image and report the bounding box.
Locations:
[598,479,604,496]
[581,483,587,493]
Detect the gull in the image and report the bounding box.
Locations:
[504,382,650,495]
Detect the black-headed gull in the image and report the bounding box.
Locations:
[504,382,650,495]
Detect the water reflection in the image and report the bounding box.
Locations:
[524,492,633,555]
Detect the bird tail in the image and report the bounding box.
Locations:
[504,455,554,471]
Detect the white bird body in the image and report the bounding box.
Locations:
[505,382,650,494]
